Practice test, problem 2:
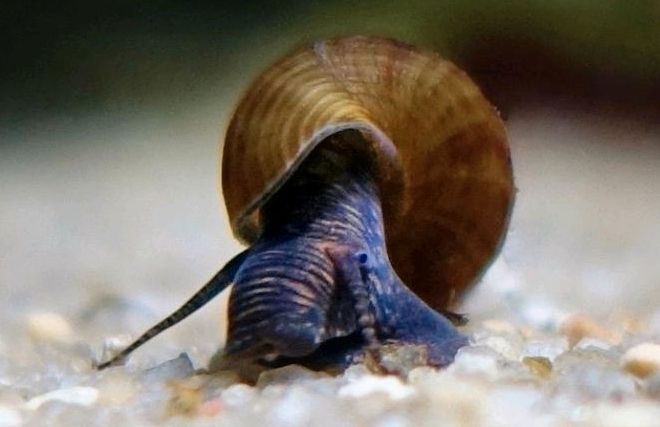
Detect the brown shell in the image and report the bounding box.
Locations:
[222,36,514,310]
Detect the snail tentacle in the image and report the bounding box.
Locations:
[96,249,250,370]
[329,249,378,350]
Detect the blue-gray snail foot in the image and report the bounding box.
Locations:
[223,309,326,360]
[377,304,469,370]
[221,247,468,374]
[371,321,468,371]
[255,330,467,375]
[248,308,468,374]
[379,336,468,370]
[217,306,467,376]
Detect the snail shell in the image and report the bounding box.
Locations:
[222,36,514,311]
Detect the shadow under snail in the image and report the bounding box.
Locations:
[97,36,514,372]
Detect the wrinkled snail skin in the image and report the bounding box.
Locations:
[223,132,466,368]
[96,36,512,372]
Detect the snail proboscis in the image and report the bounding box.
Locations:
[97,36,514,372]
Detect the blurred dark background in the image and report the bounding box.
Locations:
[1,1,659,349]
[3,0,659,123]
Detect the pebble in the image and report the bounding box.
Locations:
[373,344,435,376]
[25,386,99,410]
[165,381,204,417]
[484,386,545,426]
[621,342,660,378]
[409,370,489,426]
[554,364,636,400]
[554,346,619,371]
[25,312,74,343]
[560,314,619,347]
[257,364,325,387]
[521,337,568,361]
[198,398,223,417]
[267,387,315,427]
[5,306,660,426]
[522,356,553,378]
[574,337,614,351]
[449,345,501,379]
[139,352,195,383]
[0,405,22,427]
[338,375,414,400]
[478,335,521,360]
[97,374,137,406]
[220,383,257,407]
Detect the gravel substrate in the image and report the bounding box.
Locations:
[1,105,659,426]
[2,310,660,427]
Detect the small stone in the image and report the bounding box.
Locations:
[560,314,619,347]
[26,312,74,343]
[622,342,660,378]
[166,381,204,417]
[554,346,621,380]
[574,337,614,351]
[448,345,501,379]
[0,405,22,427]
[478,335,520,360]
[522,356,553,379]
[220,383,257,407]
[521,337,568,361]
[338,375,414,400]
[409,370,489,425]
[406,366,438,383]
[610,311,646,335]
[198,398,223,417]
[484,386,544,425]
[375,344,432,376]
[25,386,99,410]
[139,352,195,383]
[97,373,138,406]
[256,364,324,387]
[554,363,636,401]
[267,387,315,427]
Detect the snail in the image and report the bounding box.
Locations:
[97,36,514,372]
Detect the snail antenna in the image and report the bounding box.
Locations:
[96,249,249,370]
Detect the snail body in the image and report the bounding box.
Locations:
[97,37,513,371]
[224,132,465,367]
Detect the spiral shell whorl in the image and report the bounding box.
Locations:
[222,36,514,310]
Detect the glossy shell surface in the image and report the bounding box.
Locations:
[222,36,514,310]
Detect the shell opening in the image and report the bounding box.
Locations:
[235,124,404,242]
